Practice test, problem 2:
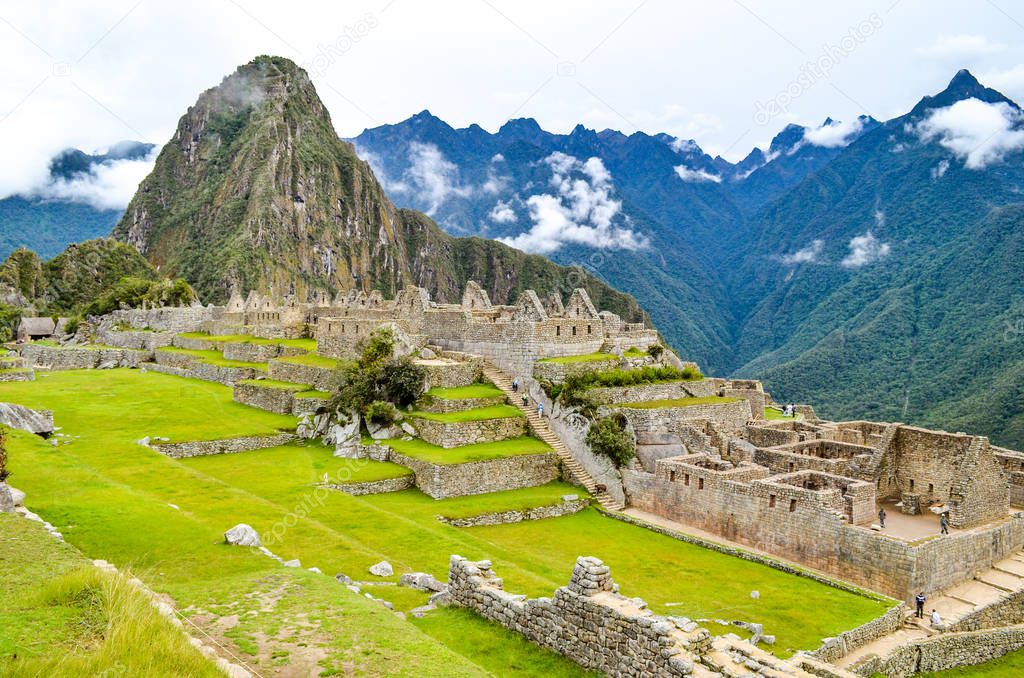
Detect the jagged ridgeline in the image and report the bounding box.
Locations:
[113,56,644,322]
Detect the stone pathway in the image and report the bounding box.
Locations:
[838,549,1024,669]
[482,362,625,510]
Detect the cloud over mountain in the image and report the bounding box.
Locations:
[914,98,1024,169]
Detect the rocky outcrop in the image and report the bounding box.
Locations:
[0,402,54,436]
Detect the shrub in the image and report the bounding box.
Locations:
[586,414,635,467]
[365,401,398,426]
[329,327,426,416]
[648,344,664,359]
[380,358,426,408]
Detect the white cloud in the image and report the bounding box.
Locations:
[673,165,722,183]
[913,98,1024,169]
[489,200,516,223]
[917,34,1006,58]
[670,137,701,154]
[841,231,891,268]
[931,158,950,179]
[498,152,647,254]
[803,118,865,148]
[984,64,1024,103]
[27,147,159,210]
[389,142,472,215]
[491,153,505,162]
[780,239,824,265]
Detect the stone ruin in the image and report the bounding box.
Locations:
[446,554,855,678]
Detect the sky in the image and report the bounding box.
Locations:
[4,0,1024,206]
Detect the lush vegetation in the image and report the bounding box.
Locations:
[585,414,635,466]
[80,276,195,318]
[380,435,552,464]
[330,327,426,416]
[617,396,739,409]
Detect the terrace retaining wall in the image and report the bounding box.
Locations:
[267,360,335,391]
[532,358,619,384]
[233,383,299,415]
[412,415,527,448]
[419,395,507,414]
[852,624,1024,677]
[388,450,558,499]
[23,345,153,370]
[439,497,589,527]
[323,475,415,495]
[153,432,295,459]
[587,380,715,405]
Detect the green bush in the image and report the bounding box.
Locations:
[586,414,635,467]
[365,401,398,426]
[81,276,196,318]
[648,344,664,359]
[330,328,426,416]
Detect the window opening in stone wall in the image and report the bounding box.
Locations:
[789,499,797,512]
[769,494,776,508]
[698,477,704,490]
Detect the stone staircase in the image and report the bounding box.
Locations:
[839,548,1024,669]
[482,362,625,511]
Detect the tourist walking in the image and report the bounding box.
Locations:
[522,394,529,408]
[878,507,886,529]
[940,513,949,535]
[537,402,544,418]
[512,378,519,393]
[915,592,926,618]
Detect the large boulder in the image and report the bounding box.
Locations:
[0,403,54,436]
[0,484,13,513]
[369,561,394,577]
[399,572,446,593]
[7,485,25,507]
[224,523,261,547]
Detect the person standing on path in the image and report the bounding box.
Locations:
[878,507,887,529]
[537,402,543,418]
[915,592,926,618]
[940,513,950,535]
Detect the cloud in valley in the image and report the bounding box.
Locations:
[841,231,891,268]
[780,239,824,265]
[913,98,1024,169]
[28,147,160,210]
[499,153,648,255]
[673,165,722,183]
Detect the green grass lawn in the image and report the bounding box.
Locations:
[918,651,1024,677]
[156,346,267,371]
[185,442,413,484]
[294,389,331,399]
[623,347,648,358]
[237,378,309,391]
[616,396,740,409]
[274,353,340,369]
[0,513,219,677]
[537,352,618,364]
[0,369,896,674]
[177,333,317,352]
[410,404,524,423]
[380,436,553,464]
[764,407,797,420]
[0,367,32,374]
[425,383,504,400]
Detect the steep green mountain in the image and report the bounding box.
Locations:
[111,56,644,322]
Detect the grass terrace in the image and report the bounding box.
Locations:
[410,404,524,423]
[537,352,618,364]
[177,332,317,352]
[0,367,32,374]
[616,396,740,409]
[293,389,331,400]
[274,353,341,369]
[623,347,648,358]
[379,435,553,464]
[425,383,504,400]
[764,407,797,420]
[156,346,267,371]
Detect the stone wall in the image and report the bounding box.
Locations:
[292,394,330,416]
[532,357,619,384]
[105,306,219,333]
[447,555,711,676]
[412,415,527,448]
[0,370,34,382]
[222,342,305,363]
[388,450,558,499]
[267,360,335,391]
[587,380,716,405]
[419,395,507,414]
[623,459,1024,600]
[854,624,1024,677]
[996,447,1024,507]
[439,497,589,527]
[323,475,414,495]
[96,328,176,350]
[420,360,481,390]
[24,345,153,370]
[947,586,1024,632]
[153,432,295,458]
[618,399,754,436]
[233,382,299,415]
[146,355,262,386]
[812,604,906,663]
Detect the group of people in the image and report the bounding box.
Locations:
[780,403,796,417]
[511,378,544,418]
[877,506,951,535]
[915,592,945,629]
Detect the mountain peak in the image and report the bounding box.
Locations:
[908,68,1015,118]
[948,68,981,90]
